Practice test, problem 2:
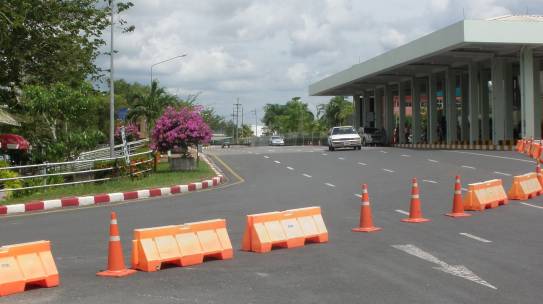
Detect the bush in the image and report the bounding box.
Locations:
[0,161,22,199]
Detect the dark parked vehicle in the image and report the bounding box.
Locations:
[359,127,384,146]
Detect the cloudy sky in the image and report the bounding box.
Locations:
[100,0,542,120]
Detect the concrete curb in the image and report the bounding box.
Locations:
[0,154,224,216]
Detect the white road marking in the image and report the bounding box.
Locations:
[494,171,511,176]
[338,157,345,160]
[354,194,362,198]
[248,151,253,154]
[254,153,260,155]
[380,150,388,154]
[322,153,328,156]
[459,233,492,243]
[302,173,312,178]
[358,162,367,166]
[428,159,439,163]
[382,169,395,173]
[267,149,273,152]
[519,202,543,209]
[401,154,411,157]
[392,244,497,290]
[296,149,302,152]
[461,165,476,170]
[462,188,468,192]
[286,166,294,170]
[324,183,336,188]
[422,179,438,184]
[274,160,281,164]
[264,156,270,159]
[395,209,410,215]
[448,151,535,163]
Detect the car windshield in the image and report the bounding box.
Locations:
[271,136,281,140]
[332,127,356,135]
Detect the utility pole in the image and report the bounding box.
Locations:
[233,99,241,144]
[241,106,244,137]
[109,0,115,157]
[252,109,258,136]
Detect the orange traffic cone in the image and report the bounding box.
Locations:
[97,212,136,277]
[445,176,471,218]
[352,184,382,232]
[537,160,543,186]
[401,178,430,223]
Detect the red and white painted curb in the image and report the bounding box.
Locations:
[0,154,225,216]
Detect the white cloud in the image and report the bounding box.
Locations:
[100,0,543,118]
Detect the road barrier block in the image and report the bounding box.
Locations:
[531,143,542,159]
[508,172,543,200]
[0,240,59,296]
[463,179,508,211]
[131,219,233,272]
[241,206,328,253]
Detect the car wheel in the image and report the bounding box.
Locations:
[330,146,335,151]
[357,146,361,150]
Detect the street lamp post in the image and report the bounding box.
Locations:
[150,54,187,84]
[109,0,115,157]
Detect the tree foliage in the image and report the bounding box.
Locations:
[0,0,134,107]
[317,96,353,128]
[262,97,314,135]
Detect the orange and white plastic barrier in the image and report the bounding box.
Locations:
[515,139,524,152]
[131,219,233,272]
[0,240,59,296]
[508,172,543,200]
[531,143,542,159]
[241,206,328,253]
[463,179,508,211]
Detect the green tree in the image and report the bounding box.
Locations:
[20,82,105,162]
[127,80,176,135]
[262,97,314,134]
[0,0,134,108]
[317,96,353,128]
[201,107,226,132]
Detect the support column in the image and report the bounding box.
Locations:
[384,85,394,144]
[398,82,406,144]
[445,68,457,144]
[363,91,371,128]
[353,95,361,130]
[468,63,480,144]
[428,74,438,144]
[491,57,514,144]
[481,70,491,141]
[520,47,542,139]
[412,78,421,144]
[461,72,469,142]
[374,88,383,129]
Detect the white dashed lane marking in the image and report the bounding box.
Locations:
[494,171,511,176]
[459,233,492,243]
[286,166,294,170]
[358,162,367,166]
[274,160,281,164]
[382,169,395,173]
[395,209,410,215]
[519,202,543,209]
[428,159,439,163]
[423,179,438,184]
[338,157,345,160]
[322,153,328,156]
[401,154,411,157]
[264,156,270,159]
[302,173,312,178]
[462,188,468,192]
[354,194,362,198]
[461,165,476,170]
[324,183,336,188]
[380,150,388,154]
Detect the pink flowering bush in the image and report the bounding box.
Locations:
[115,123,141,143]
[151,107,212,156]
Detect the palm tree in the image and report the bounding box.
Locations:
[127,81,176,137]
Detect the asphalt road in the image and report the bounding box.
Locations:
[1,145,542,303]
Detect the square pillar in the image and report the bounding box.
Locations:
[411,78,421,144]
[384,85,395,144]
[480,69,491,141]
[461,72,469,142]
[375,88,383,129]
[520,47,542,139]
[468,63,480,144]
[398,82,406,144]
[428,74,438,144]
[445,68,457,144]
[491,57,514,144]
[362,91,371,127]
[353,95,361,130]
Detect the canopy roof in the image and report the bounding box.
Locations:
[309,18,543,96]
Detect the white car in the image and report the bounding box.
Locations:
[327,126,362,151]
[269,136,285,146]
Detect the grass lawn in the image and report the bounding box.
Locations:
[1,160,216,205]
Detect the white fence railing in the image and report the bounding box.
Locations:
[0,150,154,193]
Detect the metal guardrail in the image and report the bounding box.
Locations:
[0,150,154,193]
